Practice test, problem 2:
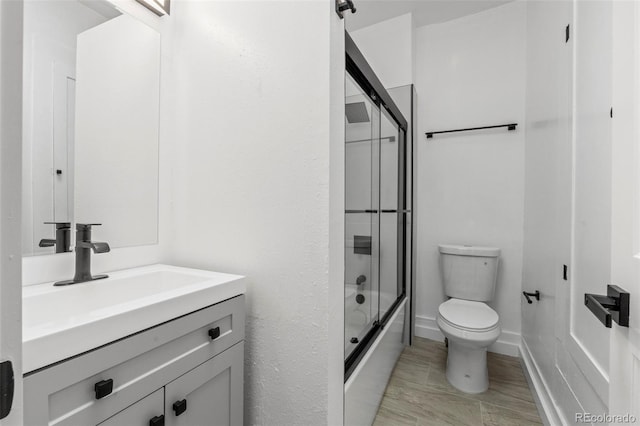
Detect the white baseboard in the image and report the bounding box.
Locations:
[519,338,563,426]
[414,315,521,357]
[414,315,447,342]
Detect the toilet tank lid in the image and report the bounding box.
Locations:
[438,244,500,257]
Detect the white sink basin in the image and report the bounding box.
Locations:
[23,264,246,373]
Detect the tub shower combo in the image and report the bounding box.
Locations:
[343,32,415,424]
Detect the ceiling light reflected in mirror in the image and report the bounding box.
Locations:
[135,0,169,16]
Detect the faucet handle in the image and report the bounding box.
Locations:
[44,221,71,229]
[76,241,110,253]
[38,239,56,247]
[76,223,102,231]
[92,242,110,253]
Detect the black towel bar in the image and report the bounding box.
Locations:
[426,123,517,139]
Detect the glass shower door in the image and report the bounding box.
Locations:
[344,74,380,359]
[344,30,409,383]
[379,108,401,321]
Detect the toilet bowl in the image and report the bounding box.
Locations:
[436,298,500,393]
[436,244,501,394]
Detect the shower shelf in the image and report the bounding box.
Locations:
[425,123,517,139]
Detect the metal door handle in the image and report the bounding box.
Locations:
[584,285,629,328]
[0,361,14,419]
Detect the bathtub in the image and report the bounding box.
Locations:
[344,298,407,426]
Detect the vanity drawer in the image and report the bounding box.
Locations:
[24,295,244,426]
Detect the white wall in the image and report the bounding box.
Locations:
[160,2,344,425]
[349,13,414,88]
[413,2,526,355]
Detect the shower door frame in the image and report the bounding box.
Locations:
[344,31,409,380]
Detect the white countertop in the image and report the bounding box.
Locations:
[23,264,246,373]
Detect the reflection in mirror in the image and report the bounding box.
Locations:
[22,0,160,256]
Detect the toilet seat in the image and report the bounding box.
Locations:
[438,299,499,332]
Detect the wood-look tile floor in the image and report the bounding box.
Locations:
[373,338,543,426]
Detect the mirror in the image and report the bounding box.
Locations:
[22,0,160,256]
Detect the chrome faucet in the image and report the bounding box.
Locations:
[54,223,110,286]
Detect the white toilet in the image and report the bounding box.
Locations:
[436,244,501,394]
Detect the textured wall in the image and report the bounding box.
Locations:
[161,2,343,424]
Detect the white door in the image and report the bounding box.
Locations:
[610,1,640,423]
[0,1,23,425]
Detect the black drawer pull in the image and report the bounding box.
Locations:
[173,399,187,416]
[149,414,165,426]
[208,327,221,340]
[94,379,113,399]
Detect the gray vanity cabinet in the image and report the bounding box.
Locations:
[98,388,164,426]
[24,295,245,426]
[165,342,243,426]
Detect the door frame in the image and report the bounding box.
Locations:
[609,0,640,420]
[0,0,24,424]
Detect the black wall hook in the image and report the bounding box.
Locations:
[523,290,540,304]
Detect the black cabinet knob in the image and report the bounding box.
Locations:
[208,327,221,340]
[173,399,187,416]
[94,379,113,399]
[149,415,165,426]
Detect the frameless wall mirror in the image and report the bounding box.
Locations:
[22,0,161,256]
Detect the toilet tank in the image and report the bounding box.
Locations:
[438,244,500,302]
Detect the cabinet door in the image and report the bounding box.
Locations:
[99,388,164,426]
[165,342,243,426]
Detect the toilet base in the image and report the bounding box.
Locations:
[445,340,489,394]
